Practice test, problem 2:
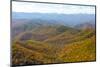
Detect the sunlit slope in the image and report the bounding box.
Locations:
[45,28,95,45]
[12,40,63,65]
[14,25,76,42]
[58,34,96,62]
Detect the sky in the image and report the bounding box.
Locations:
[12,1,95,14]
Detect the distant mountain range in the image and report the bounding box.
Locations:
[12,12,95,26]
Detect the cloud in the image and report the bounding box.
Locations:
[12,1,95,14]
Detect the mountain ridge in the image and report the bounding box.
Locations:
[12,12,95,26]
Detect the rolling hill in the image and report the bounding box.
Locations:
[12,13,96,66]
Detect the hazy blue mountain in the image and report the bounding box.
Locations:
[12,12,95,26]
